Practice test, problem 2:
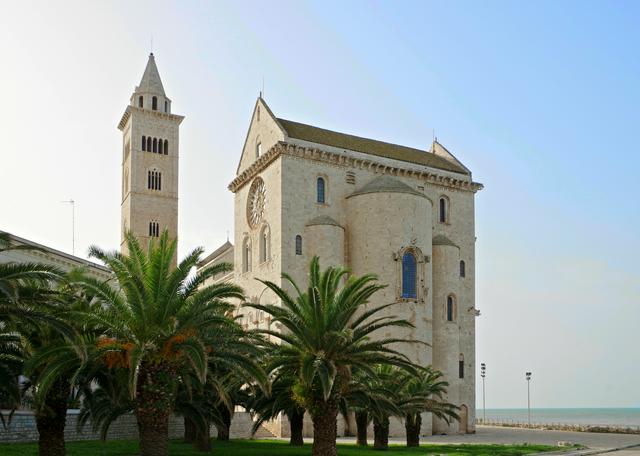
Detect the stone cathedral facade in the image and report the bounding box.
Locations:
[121,55,483,436]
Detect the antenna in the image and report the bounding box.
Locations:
[60,199,75,255]
[226,230,230,242]
[262,76,265,99]
[150,35,154,54]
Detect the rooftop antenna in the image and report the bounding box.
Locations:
[150,35,154,54]
[226,230,230,242]
[262,76,265,99]
[60,199,75,255]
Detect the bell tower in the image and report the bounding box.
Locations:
[118,53,184,257]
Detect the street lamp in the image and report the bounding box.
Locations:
[525,372,532,426]
[480,363,486,423]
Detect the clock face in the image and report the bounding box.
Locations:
[247,177,266,228]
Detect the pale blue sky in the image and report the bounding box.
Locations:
[1,1,638,408]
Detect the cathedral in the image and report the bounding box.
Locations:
[120,54,483,437]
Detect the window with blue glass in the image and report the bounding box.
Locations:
[401,252,417,299]
[317,177,325,203]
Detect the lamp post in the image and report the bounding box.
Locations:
[481,363,486,423]
[526,371,532,426]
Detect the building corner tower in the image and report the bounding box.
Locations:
[118,53,183,259]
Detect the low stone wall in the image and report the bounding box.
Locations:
[0,410,261,443]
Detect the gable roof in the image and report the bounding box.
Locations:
[277,118,468,175]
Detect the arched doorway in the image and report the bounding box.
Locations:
[459,405,468,434]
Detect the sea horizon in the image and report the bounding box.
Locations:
[476,407,640,427]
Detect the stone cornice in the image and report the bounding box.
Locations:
[228,141,484,193]
[117,106,185,131]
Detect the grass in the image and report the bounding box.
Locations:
[0,439,558,456]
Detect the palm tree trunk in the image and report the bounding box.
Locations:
[289,408,304,446]
[373,415,390,450]
[405,413,422,447]
[183,416,196,443]
[355,411,368,446]
[194,419,211,452]
[135,363,174,456]
[215,403,231,441]
[311,401,338,456]
[35,377,70,456]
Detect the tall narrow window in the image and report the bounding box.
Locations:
[148,171,151,190]
[439,197,447,223]
[295,235,302,255]
[158,172,161,191]
[142,135,146,151]
[459,354,465,379]
[164,100,168,112]
[242,238,251,273]
[138,96,143,108]
[317,177,325,204]
[447,296,455,321]
[460,260,466,278]
[256,142,262,158]
[149,221,159,237]
[152,96,158,111]
[152,138,157,153]
[401,252,417,299]
[260,226,270,263]
[164,139,168,155]
[158,139,163,154]
[146,137,152,152]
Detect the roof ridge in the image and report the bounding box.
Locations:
[277,118,428,154]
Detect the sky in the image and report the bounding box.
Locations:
[1,1,639,409]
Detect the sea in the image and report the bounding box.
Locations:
[479,408,640,428]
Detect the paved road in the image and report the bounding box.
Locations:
[335,425,640,452]
[425,425,640,450]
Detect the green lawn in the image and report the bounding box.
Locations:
[0,439,558,456]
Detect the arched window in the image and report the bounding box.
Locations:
[459,354,465,379]
[295,235,302,255]
[447,295,455,321]
[242,238,251,273]
[460,260,466,278]
[164,139,168,155]
[401,252,417,299]
[146,137,152,152]
[152,96,158,111]
[256,141,262,158]
[439,197,449,223]
[158,139,163,154]
[147,170,162,191]
[142,135,146,151]
[259,226,270,263]
[149,221,159,237]
[138,96,143,108]
[153,138,157,153]
[317,177,325,204]
[164,100,168,112]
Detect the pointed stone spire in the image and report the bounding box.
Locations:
[136,53,166,97]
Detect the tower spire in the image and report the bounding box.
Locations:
[136,53,166,97]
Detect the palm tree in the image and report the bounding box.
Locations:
[246,256,416,456]
[399,366,459,447]
[62,230,246,456]
[249,370,306,446]
[22,279,97,456]
[0,231,66,429]
[342,366,401,448]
